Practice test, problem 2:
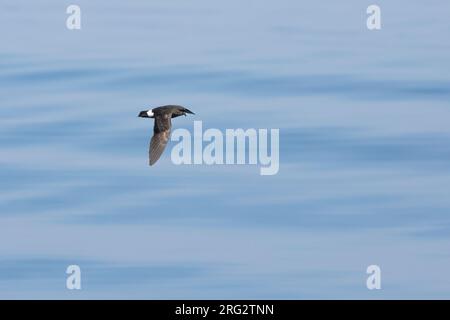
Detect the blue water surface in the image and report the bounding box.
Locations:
[0,0,449,298]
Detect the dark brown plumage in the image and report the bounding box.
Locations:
[138,105,195,165]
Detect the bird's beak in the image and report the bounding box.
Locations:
[138,111,149,118]
[184,108,195,115]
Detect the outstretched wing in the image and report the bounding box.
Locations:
[149,113,172,165]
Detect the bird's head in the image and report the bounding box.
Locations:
[180,107,195,117]
[138,109,154,118]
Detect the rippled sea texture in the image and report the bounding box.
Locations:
[0,0,450,298]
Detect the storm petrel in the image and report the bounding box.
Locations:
[138,105,195,166]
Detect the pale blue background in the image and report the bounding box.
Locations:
[0,0,450,299]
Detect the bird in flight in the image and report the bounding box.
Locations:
[138,105,195,166]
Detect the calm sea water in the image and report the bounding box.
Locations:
[0,0,450,298]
